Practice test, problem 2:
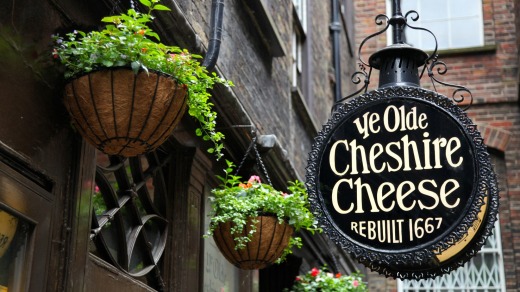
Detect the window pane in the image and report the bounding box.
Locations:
[450,0,481,18]
[397,0,483,50]
[0,210,31,292]
[450,18,482,48]
[422,20,449,50]
[420,0,448,21]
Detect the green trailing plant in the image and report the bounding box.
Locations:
[52,0,232,159]
[206,160,320,264]
[285,267,367,292]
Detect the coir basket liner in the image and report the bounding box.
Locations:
[212,215,294,270]
[63,68,187,157]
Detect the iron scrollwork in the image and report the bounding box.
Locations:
[334,9,474,111]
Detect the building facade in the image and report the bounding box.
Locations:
[353,0,519,291]
[0,0,360,291]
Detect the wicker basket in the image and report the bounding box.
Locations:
[213,215,294,270]
[63,68,187,157]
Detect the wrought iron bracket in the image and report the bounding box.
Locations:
[334,3,474,111]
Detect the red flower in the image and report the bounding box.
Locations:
[136,29,146,36]
[52,48,59,59]
[295,276,301,281]
[335,273,341,278]
[310,267,320,277]
[141,48,147,53]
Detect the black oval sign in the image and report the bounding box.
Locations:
[306,86,499,279]
[320,97,475,251]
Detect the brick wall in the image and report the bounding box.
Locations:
[353,0,520,290]
[178,0,356,179]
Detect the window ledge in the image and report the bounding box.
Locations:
[241,0,286,57]
[425,44,497,57]
[291,87,318,137]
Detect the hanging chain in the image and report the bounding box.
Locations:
[252,135,272,186]
[235,130,272,186]
[235,135,255,176]
[110,0,137,15]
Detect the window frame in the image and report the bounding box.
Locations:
[386,0,485,52]
[398,220,506,291]
[0,160,54,291]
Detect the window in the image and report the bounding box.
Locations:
[90,150,172,289]
[0,159,54,291]
[291,29,304,89]
[398,220,506,292]
[291,0,306,91]
[0,209,31,292]
[387,0,484,51]
[292,0,307,32]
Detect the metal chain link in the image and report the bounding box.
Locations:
[253,136,272,186]
[235,135,255,176]
[235,130,272,186]
[110,0,137,15]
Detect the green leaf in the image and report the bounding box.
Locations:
[153,4,171,11]
[101,16,118,23]
[102,60,114,67]
[139,0,152,7]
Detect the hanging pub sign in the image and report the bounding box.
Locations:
[306,85,499,279]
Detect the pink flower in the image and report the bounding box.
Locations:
[353,280,359,287]
[310,267,320,277]
[248,175,261,184]
[94,185,100,193]
[282,192,288,197]
[295,276,301,281]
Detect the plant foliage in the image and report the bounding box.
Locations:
[206,160,320,263]
[52,0,232,159]
[285,267,367,292]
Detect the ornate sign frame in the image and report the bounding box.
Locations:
[306,86,499,279]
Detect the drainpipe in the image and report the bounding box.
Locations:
[202,0,225,71]
[331,0,342,102]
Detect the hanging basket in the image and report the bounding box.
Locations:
[63,68,188,157]
[212,215,294,270]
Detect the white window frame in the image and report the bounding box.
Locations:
[291,0,306,89]
[291,29,303,89]
[386,0,484,51]
[398,219,506,292]
[292,0,307,33]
